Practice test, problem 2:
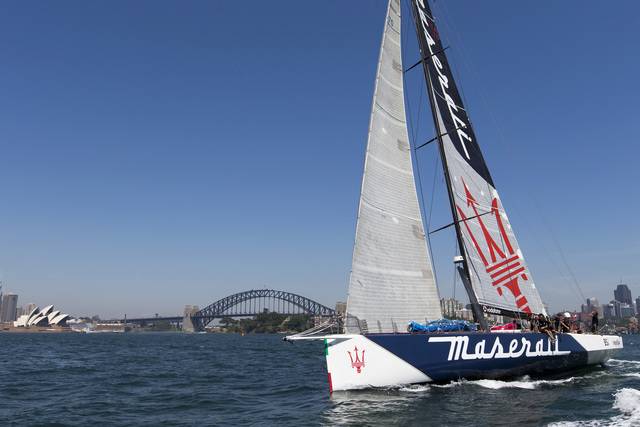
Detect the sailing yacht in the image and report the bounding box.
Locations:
[286,0,622,392]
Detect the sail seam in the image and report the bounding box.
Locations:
[360,197,422,222]
[367,153,412,175]
[353,263,427,278]
[378,73,403,91]
[374,102,406,124]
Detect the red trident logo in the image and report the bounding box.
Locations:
[455,180,532,314]
[347,346,365,373]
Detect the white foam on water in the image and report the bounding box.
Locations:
[432,376,576,390]
[608,359,640,366]
[398,384,430,393]
[547,388,640,427]
[614,388,640,410]
[431,381,464,389]
[621,373,640,378]
[471,379,537,389]
[472,377,576,390]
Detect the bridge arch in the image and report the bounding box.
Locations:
[191,289,335,331]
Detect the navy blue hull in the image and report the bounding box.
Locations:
[366,332,592,382]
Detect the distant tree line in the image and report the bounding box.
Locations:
[219,312,312,334]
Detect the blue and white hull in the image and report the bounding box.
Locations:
[322,332,623,392]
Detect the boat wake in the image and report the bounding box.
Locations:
[431,376,577,390]
[398,385,431,393]
[397,369,624,392]
[608,359,640,366]
[548,388,640,427]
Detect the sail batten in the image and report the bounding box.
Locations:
[345,0,442,333]
[411,0,546,318]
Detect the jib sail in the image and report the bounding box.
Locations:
[345,0,442,334]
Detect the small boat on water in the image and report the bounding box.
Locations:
[286,0,622,392]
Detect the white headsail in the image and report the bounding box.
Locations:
[346,0,442,334]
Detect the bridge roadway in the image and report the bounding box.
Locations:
[114,289,336,331]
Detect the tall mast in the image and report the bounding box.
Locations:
[408,1,486,329]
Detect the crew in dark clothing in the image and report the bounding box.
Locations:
[558,315,570,333]
[591,310,599,333]
[538,314,555,341]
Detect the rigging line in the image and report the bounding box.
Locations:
[403,1,425,145]
[403,46,450,73]
[452,238,458,300]
[416,125,470,150]
[432,89,467,112]
[426,149,440,229]
[432,0,473,116]
[403,0,440,293]
[412,67,425,144]
[537,209,586,302]
[402,0,417,144]
[429,210,493,235]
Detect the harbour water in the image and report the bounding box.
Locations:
[0,333,638,426]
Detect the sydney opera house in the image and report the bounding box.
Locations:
[13,305,70,328]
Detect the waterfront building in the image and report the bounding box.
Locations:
[610,300,622,319]
[614,284,633,306]
[603,303,615,320]
[580,297,603,319]
[23,303,37,314]
[620,304,635,319]
[440,298,463,319]
[0,293,18,323]
[455,308,473,321]
[13,304,70,328]
[581,297,596,312]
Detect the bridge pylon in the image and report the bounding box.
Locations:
[183,305,199,333]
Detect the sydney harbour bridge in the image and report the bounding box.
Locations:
[119,289,337,332]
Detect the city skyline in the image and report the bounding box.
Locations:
[1,1,639,318]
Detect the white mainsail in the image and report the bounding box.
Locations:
[345,0,442,334]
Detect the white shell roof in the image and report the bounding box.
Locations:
[40,305,54,316]
[50,313,70,325]
[15,305,70,327]
[47,310,61,322]
[26,307,40,323]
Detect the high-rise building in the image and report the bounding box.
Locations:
[614,284,633,305]
[23,303,37,316]
[440,298,463,319]
[620,304,635,319]
[610,300,623,319]
[0,293,18,323]
[603,303,615,320]
[581,297,603,318]
[636,297,640,316]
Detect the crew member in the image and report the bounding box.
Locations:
[530,314,539,332]
[591,309,599,333]
[538,314,555,341]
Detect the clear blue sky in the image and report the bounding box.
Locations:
[1,1,639,318]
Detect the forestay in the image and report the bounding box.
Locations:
[346,0,442,334]
[410,0,546,317]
